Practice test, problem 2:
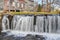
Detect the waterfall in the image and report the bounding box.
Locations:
[57,15,60,33]
[2,15,60,33]
[11,15,34,32]
[2,15,10,31]
[35,16,45,33]
[47,15,57,33]
[44,16,48,32]
[52,15,57,33]
[47,16,53,33]
[35,15,58,33]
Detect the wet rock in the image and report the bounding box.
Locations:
[35,35,45,40]
[24,34,35,40]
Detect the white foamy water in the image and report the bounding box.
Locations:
[2,15,60,33]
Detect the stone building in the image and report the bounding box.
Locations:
[4,0,38,12]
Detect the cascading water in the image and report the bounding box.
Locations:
[2,15,60,33]
[11,15,34,32]
[2,15,60,40]
[52,15,57,33]
[2,15,10,31]
[47,15,53,33]
[57,15,60,33]
[35,15,59,33]
[44,16,48,32]
[35,16,45,33]
[47,15,57,33]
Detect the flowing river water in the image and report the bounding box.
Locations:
[2,15,60,33]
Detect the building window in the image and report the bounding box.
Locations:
[21,3,24,8]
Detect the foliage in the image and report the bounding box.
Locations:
[37,4,42,12]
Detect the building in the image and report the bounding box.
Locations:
[4,0,38,12]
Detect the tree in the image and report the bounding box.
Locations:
[37,4,42,12]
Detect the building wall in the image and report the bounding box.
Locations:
[4,0,38,12]
[0,0,3,3]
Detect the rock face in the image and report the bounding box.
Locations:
[24,34,45,40]
[0,32,45,40]
[1,31,60,40]
[0,19,2,34]
[0,15,2,34]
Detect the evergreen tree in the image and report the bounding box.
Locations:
[37,4,42,12]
